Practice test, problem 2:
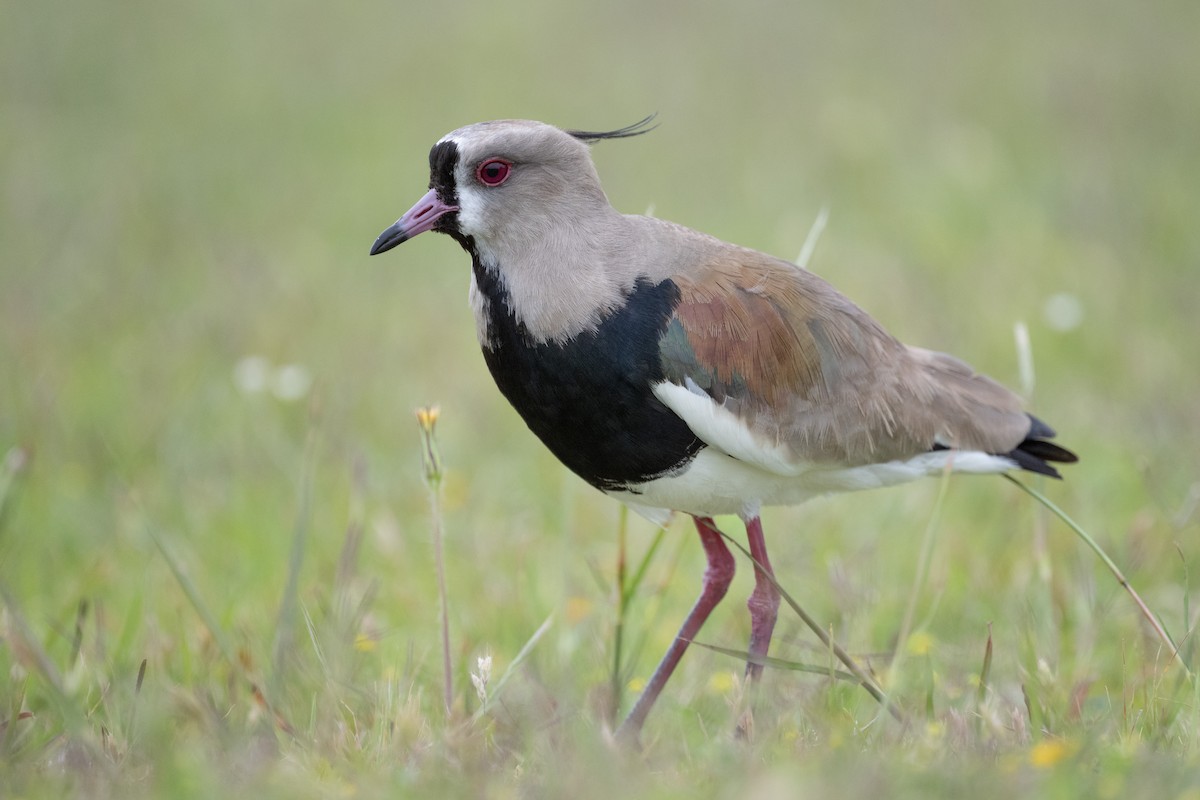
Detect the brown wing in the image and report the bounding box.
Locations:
[657,250,1033,467]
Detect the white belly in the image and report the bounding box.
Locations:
[609,447,1016,525]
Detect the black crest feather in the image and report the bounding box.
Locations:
[567,114,659,142]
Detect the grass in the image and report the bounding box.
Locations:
[3,0,1200,795]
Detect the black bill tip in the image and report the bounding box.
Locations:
[369,222,408,256]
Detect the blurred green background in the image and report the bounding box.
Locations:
[3,0,1199,795]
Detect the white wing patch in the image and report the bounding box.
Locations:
[652,380,801,475]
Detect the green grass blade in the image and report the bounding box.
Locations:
[1002,474,1190,677]
[416,406,453,718]
[149,527,237,666]
[892,460,953,688]
[272,425,319,688]
[609,513,669,723]
[0,447,31,543]
[622,521,668,607]
[471,613,554,721]
[977,622,994,706]
[689,639,861,682]
[610,505,628,726]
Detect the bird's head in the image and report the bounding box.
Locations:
[369,117,656,259]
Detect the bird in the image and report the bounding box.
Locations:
[369,116,1077,739]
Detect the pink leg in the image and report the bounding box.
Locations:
[617,515,736,739]
[743,515,780,682]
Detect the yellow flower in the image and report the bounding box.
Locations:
[565,596,593,624]
[415,405,441,430]
[906,631,935,656]
[354,632,377,652]
[1029,739,1072,768]
[707,671,736,696]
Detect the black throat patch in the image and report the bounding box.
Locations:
[470,261,705,492]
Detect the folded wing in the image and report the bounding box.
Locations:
[654,251,1076,476]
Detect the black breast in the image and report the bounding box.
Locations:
[472,262,704,492]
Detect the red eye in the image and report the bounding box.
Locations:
[476,158,512,187]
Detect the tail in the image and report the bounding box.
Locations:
[1003,414,1078,479]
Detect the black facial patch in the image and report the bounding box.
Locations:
[427,139,463,237]
[471,262,704,492]
[428,140,460,205]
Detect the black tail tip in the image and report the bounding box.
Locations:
[1008,414,1079,479]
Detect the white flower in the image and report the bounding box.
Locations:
[271,364,312,402]
[471,654,493,704]
[233,356,271,394]
[1042,292,1084,332]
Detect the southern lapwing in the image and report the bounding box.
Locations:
[369,117,1077,738]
